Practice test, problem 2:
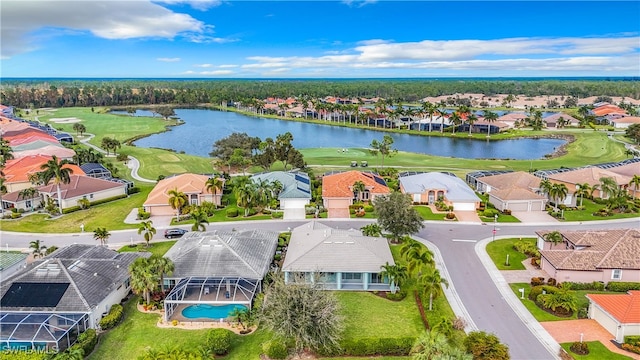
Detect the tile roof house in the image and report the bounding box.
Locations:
[475,171,547,212]
[399,172,481,211]
[37,175,127,211]
[163,229,279,321]
[143,173,225,216]
[536,229,640,284]
[282,221,395,291]
[0,244,147,351]
[543,113,581,128]
[251,171,311,220]
[611,116,640,129]
[586,291,640,343]
[496,113,528,128]
[79,163,112,179]
[13,145,76,161]
[321,170,390,218]
[547,166,633,200]
[1,155,84,193]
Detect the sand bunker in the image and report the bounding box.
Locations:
[50,117,81,123]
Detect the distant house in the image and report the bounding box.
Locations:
[13,145,76,161]
[282,222,395,291]
[496,113,528,128]
[1,154,84,194]
[0,245,147,352]
[54,133,74,143]
[543,113,580,128]
[546,166,632,201]
[475,171,547,212]
[610,116,640,129]
[399,172,481,211]
[38,175,127,210]
[143,173,225,216]
[587,291,640,343]
[80,163,112,179]
[536,229,640,284]
[250,171,311,220]
[163,229,279,321]
[321,170,390,218]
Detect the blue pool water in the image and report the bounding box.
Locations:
[181,304,247,320]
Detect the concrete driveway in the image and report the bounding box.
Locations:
[512,211,558,224]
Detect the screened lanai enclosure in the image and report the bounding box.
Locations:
[164,276,260,322]
[0,312,88,352]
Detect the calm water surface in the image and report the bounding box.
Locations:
[125,109,565,160]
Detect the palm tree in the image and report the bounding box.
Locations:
[129,257,158,305]
[235,182,258,217]
[191,208,209,231]
[0,138,14,168]
[538,178,552,197]
[18,187,39,211]
[449,112,462,135]
[93,227,111,246]
[29,240,47,258]
[352,180,366,202]
[549,183,568,212]
[379,262,408,294]
[599,176,618,199]
[466,113,478,136]
[148,254,174,292]
[543,231,563,247]
[436,106,448,134]
[401,239,435,277]
[629,174,640,198]
[38,155,73,215]
[483,110,498,137]
[411,329,470,360]
[137,220,156,247]
[205,176,224,201]
[421,101,437,132]
[167,188,188,222]
[418,267,449,311]
[360,223,382,237]
[574,183,592,207]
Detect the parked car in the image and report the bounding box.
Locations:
[350,161,358,167]
[164,228,188,239]
[360,161,368,167]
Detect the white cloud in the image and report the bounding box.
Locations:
[199,70,234,75]
[341,0,377,8]
[155,0,222,11]
[218,64,238,68]
[157,57,181,62]
[194,63,213,68]
[0,0,207,58]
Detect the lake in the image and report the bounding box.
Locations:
[121,109,565,160]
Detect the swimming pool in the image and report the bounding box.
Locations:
[181,304,247,320]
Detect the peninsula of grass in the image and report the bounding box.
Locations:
[560,341,634,360]
[486,238,536,270]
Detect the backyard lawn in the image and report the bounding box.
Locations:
[560,198,640,222]
[486,238,536,270]
[561,341,634,360]
[117,240,176,257]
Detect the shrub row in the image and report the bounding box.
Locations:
[560,281,605,291]
[206,328,232,355]
[0,351,50,360]
[514,240,540,258]
[317,337,414,357]
[621,343,640,355]
[99,304,123,330]
[606,282,640,292]
[62,194,128,214]
[529,285,558,302]
[625,336,640,346]
[70,328,98,356]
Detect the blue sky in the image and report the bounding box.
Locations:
[1,1,639,78]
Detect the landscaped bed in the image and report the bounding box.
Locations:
[560,341,634,360]
[486,238,536,270]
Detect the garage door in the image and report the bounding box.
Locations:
[507,202,529,211]
[453,202,476,211]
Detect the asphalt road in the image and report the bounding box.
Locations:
[1,218,638,360]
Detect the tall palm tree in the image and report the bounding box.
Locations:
[574,183,592,207]
[137,220,156,248]
[448,112,462,135]
[483,110,498,137]
[352,180,366,202]
[379,262,408,294]
[418,267,449,311]
[167,188,188,222]
[629,174,640,199]
[29,240,47,258]
[421,101,437,132]
[191,208,209,231]
[549,183,568,212]
[436,103,448,134]
[205,176,224,203]
[466,113,478,136]
[543,231,564,247]
[235,182,258,217]
[0,138,14,168]
[148,254,174,292]
[93,227,111,246]
[38,155,73,215]
[538,178,552,197]
[129,257,158,305]
[402,242,435,277]
[599,176,618,199]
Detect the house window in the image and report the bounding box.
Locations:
[370,273,384,283]
[341,273,362,281]
[611,269,622,280]
[89,194,94,199]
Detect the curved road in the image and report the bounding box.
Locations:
[2,218,638,359]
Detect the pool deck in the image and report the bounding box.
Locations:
[138,304,255,334]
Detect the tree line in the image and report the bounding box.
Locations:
[2,79,639,109]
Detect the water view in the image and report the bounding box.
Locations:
[125,109,566,160]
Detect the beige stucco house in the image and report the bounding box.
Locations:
[587,291,640,343]
[321,170,390,218]
[38,175,127,210]
[547,166,633,202]
[475,171,547,212]
[143,173,225,216]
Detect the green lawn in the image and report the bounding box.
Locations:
[414,205,449,221]
[117,240,176,257]
[560,198,640,222]
[486,238,535,270]
[561,341,634,360]
[0,185,153,233]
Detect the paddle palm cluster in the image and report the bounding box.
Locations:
[129,255,175,305]
[233,176,282,217]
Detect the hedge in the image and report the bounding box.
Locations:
[62,194,128,214]
[99,304,123,330]
[74,328,98,356]
[625,336,640,346]
[226,208,239,217]
[606,282,640,292]
[317,337,414,357]
[0,351,50,360]
[262,339,289,359]
[561,281,605,291]
[206,328,232,355]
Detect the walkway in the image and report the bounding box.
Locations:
[542,319,640,359]
[500,259,549,283]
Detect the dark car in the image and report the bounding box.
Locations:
[164,228,188,239]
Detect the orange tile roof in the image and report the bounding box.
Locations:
[2,155,84,184]
[3,128,52,141]
[587,291,640,323]
[322,171,390,198]
[9,134,59,146]
[143,173,220,206]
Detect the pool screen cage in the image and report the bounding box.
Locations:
[0,312,89,352]
[164,276,260,321]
